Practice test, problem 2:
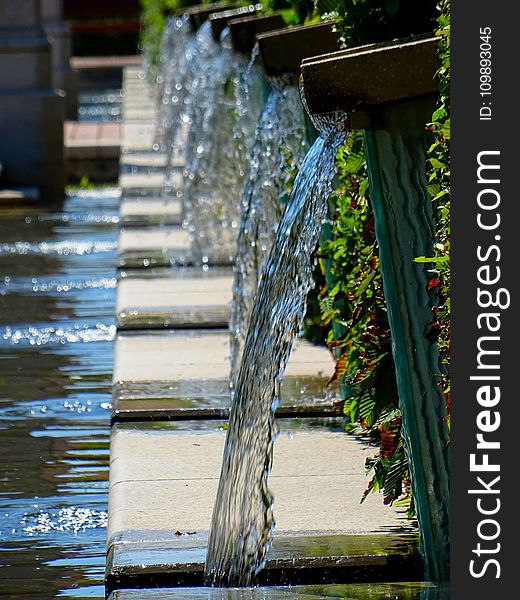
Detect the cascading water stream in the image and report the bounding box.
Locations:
[159,21,219,219]
[154,15,193,148]
[230,76,308,383]
[182,29,264,265]
[205,100,348,586]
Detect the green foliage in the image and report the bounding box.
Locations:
[264,0,316,23]
[416,0,450,425]
[314,2,450,514]
[140,0,180,72]
[314,0,437,46]
[317,131,412,511]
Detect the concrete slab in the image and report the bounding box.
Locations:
[118,227,191,269]
[114,331,334,384]
[118,266,234,280]
[108,582,448,600]
[124,108,157,121]
[116,274,233,329]
[112,330,340,419]
[119,171,182,192]
[122,123,156,151]
[120,172,166,190]
[119,197,182,227]
[120,151,168,168]
[113,375,340,422]
[107,421,416,588]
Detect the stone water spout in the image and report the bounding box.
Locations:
[230,20,341,380]
[301,36,450,582]
[205,75,348,585]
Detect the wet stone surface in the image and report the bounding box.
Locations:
[107,531,421,589]
[116,273,233,330]
[108,582,448,599]
[106,419,415,590]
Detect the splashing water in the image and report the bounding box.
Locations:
[155,15,193,148]
[205,106,348,585]
[20,507,108,536]
[230,78,308,382]
[182,29,265,265]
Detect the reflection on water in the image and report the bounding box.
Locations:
[0,189,118,598]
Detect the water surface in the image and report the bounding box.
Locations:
[0,188,118,598]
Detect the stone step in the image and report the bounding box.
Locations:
[120,197,182,228]
[119,171,182,192]
[108,582,447,600]
[120,151,168,168]
[118,227,191,269]
[107,419,416,590]
[112,330,339,420]
[122,123,156,151]
[113,330,334,384]
[116,272,233,330]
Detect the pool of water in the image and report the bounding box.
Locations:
[0,189,119,598]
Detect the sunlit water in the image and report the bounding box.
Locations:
[205,108,348,585]
[0,188,118,598]
[155,14,193,149]
[181,26,264,265]
[230,78,308,382]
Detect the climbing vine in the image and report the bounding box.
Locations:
[417,0,451,426]
[314,1,449,512]
[317,132,412,511]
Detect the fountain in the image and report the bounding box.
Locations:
[105,7,450,599]
[180,9,282,266]
[230,21,341,379]
[205,97,348,585]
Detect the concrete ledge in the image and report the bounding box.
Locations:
[119,197,182,228]
[108,582,448,599]
[228,14,286,55]
[300,36,440,119]
[186,3,239,32]
[119,172,167,190]
[257,21,340,77]
[118,227,191,269]
[113,331,335,384]
[107,420,415,588]
[120,152,168,168]
[122,123,156,151]
[116,274,232,330]
[112,330,339,419]
[208,5,260,42]
[113,375,340,421]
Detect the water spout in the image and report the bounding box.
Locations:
[182,27,264,265]
[205,96,347,585]
[230,75,308,383]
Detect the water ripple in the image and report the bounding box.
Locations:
[0,240,117,257]
[1,323,116,346]
[1,276,117,294]
[20,507,108,536]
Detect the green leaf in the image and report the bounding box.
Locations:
[354,268,376,298]
[359,177,369,197]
